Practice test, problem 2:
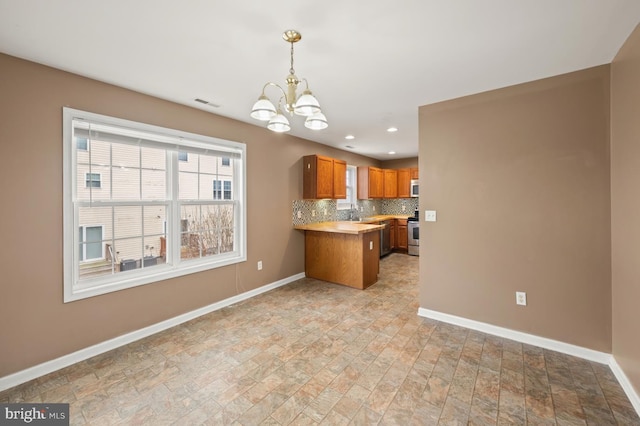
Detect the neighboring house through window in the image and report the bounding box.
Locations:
[222,157,230,166]
[63,108,247,302]
[213,179,232,200]
[224,181,232,200]
[85,172,101,188]
[76,137,88,150]
[79,225,103,261]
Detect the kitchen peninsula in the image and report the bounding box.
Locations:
[294,221,384,290]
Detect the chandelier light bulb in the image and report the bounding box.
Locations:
[294,90,321,116]
[267,110,291,132]
[304,112,328,130]
[250,95,277,121]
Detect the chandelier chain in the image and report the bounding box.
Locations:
[289,42,295,75]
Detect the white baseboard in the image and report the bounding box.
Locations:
[0,273,305,393]
[417,308,611,364]
[609,357,640,415]
[418,308,640,417]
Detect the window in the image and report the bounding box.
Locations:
[224,181,232,200]
[76,137,88,150]
[85,172,101,188]
[337,165,357,210]
[222,157,230,166]
[213,180,221,199]
[63,108,246,302]
[79,225,104,261]
[213,180,232,200]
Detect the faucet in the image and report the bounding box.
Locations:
[349,204,359,221]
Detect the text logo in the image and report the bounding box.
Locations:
[1,404,69,425]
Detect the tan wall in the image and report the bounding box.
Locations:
[380,157,418,170]
[418,65,612,352]
[611,24,640,395]
[0,53,377,377]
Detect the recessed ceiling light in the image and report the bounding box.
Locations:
[387,127,398,132]
[345,135,355,140]
[388,151,396,155]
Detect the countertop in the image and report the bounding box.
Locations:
[356,214,412,223]
[293,215,412,235]
[294,221,384,235]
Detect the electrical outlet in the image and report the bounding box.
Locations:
[324,209,327,216]
[312,210,316,217]
[257,261,263,271]
[373,206,376,211]
[401,205,406,212]
[516,291,527,306]
[297,211,302,219]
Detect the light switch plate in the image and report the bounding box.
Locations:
[425,210,437,222]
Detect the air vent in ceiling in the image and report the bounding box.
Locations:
[345,145,355,149]
[194,98,220,108]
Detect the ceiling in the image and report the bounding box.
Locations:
[1,1,639,160]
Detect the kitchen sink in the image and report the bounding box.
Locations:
[359,217,378,222]
[346,217,378,223]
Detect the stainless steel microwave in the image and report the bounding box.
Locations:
[410,179,419,197]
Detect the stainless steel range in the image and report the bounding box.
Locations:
[408,217,419,256]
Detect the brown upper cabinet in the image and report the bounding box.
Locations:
[357,166,384,199]
[333,159,347,199]
[397,168,411,198]
[383,169,398,198]
[303,155,347,199]
[359,166,418,199]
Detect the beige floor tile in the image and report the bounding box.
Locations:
[0,253,637,425]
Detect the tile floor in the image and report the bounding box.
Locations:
[1,254,638,425]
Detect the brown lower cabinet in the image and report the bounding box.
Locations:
[396,219,408,251]
[390,220,396,249]
[386,218,408,252]
[304,229,380,290]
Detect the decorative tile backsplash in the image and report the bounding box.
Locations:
[292,198,419,226]
[381,198,419,215]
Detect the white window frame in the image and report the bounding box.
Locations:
[337,165,357,210]
[63,107,247,302]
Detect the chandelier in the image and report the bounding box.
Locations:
[250,30,328,133]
